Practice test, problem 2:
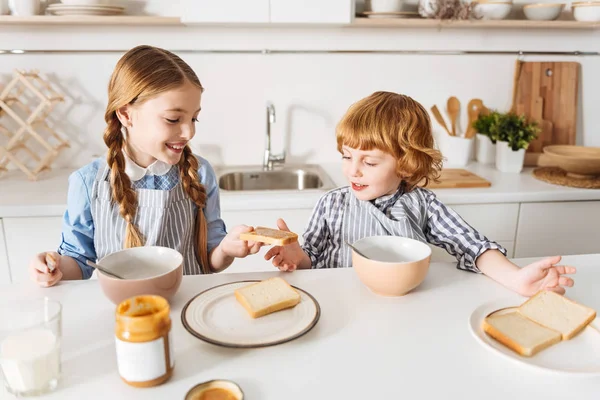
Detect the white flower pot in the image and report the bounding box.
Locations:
[475,133,496,164]
[495,141,525,173]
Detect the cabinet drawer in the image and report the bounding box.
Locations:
[3,217,63,284]
[449,203,519,242]
[515,201,600,258]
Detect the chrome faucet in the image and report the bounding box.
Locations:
[263,102,285,170]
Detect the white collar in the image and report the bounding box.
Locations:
[123,151,172,181]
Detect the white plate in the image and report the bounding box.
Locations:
[47,4,125,11]
[182,280,320,348]
[469,299,600,376]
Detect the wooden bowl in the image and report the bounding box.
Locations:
[540,145,600,178]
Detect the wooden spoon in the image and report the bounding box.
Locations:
[465,98,484,139]
[447,96,460,136]
[430,105,452,136]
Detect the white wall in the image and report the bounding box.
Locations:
[0,4,598,170]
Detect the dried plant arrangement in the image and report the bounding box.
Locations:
[420,0,479,20]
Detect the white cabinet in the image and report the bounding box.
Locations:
[0,220,10,285]
[3,217,63,284]
[514,201,600,258]
[181,0,270,23]
[220,208,313,273]
[270,0,354,23]
[448,203,519,242]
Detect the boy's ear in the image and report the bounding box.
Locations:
[115,105,132,127]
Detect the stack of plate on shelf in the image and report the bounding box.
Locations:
[46,3,125,16]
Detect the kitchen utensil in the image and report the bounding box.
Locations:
[447,96,460,136]
[345,240,369,259]
[425,169,491,188]
[86,260,124,279]
[351,236,432,297]
[95,247,184,305]
[537,145,600,178]
[512,61,579,166]
[465,98,485,139]
[431,105,452,136]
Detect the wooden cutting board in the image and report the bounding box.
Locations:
[513,61,579,166]
[426,169,491,189]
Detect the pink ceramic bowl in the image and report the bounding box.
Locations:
[351,236,432,297]
[97,246,183,305]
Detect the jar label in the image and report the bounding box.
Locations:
[115,335,168,382]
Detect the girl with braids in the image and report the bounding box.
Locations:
[29,45,262,286]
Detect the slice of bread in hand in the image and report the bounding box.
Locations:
[234,277,301,319]
[518,290,597,340]
[483,311,562,357]
[239,227,298,246]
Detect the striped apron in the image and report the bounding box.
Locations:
[339,188,428,267]
[90,161,203,275]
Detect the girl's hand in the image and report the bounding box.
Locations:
[264,219,308,272]
[516,255,576,296]
[29,252,63,287]
[220,225,263,258]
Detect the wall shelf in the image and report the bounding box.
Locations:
[0,15,182,26]
[351,17,599,29]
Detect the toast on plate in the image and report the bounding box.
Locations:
[234,277,301,319]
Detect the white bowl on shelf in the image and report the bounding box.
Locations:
[523,3,565,20]
[474,1,513,19]
[60,0,113,5]
[572,2,600,21]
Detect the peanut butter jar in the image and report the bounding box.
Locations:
[114,295,174,388]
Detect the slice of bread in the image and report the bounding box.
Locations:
[45,253,58,272]
[239,227,298,246]
[518,290,597,340]
[483,311,562,357]
[234,277,301,319]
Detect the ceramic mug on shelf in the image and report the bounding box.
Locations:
[8,0,40,16]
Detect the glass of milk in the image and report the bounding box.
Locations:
[0,297,62,397]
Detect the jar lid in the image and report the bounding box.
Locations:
[184,379,244,400]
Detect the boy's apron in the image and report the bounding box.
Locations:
[90,161,202,275]
[340,188,428,267]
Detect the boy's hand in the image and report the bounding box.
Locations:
[29,252,63,287]
[221,225,263,258]
[264,219,307,272]
[516,255,576,296]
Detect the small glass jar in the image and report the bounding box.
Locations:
[114,295,174,388]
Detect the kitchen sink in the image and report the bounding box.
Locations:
[217,165,336,192]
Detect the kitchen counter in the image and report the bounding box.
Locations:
[1,162,600,218]
[1,253,599,399]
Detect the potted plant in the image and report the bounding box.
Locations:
[472,110,500,164]
[491,113,539,173]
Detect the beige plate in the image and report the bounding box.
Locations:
[182,280,320,348]
[469,299,600,375]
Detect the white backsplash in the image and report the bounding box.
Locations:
[0,23,598,169]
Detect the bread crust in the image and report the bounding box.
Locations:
[482,316,561,357]
[239,227,298,246]
[518,290,597,340]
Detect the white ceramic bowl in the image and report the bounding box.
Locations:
[351,236,432,297]
[365,0,405,12]
[523,3,565,20]
[474,2,513,19]
[572,3,600,21]
[97,246,184,305]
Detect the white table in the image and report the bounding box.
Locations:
[2,254,599,399]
